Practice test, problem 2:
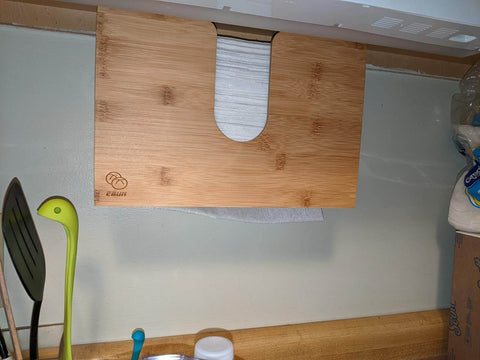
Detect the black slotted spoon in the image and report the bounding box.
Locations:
[1,178,46,360]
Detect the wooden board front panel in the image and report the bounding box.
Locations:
[95,7,365,207]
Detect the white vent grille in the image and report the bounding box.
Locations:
[399,22,432,34]
[371,17,403,29]
[426,27,459,39]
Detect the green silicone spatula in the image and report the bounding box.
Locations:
[37,197,78,360]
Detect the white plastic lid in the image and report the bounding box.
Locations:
[194,336,234,360]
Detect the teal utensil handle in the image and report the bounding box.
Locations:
[131,329,145,360]
[37,197,78,360]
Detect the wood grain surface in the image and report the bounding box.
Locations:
[33,310,448,360]
[0,0,96,33]
[0,260,23,360]
[215,23,275,42]
[94,7,365,207]
[366,45,480,79]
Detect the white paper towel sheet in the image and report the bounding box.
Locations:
[172,207,324,223]
[168,36,324,223]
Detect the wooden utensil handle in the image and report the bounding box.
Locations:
[0,261,23,360]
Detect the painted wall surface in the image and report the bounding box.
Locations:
[0,25,465,348]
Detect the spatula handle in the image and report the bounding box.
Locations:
[29,301,42,360]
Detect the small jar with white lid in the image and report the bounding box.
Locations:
[194,336,234,360]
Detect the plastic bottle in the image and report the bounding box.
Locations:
[194,336,234,360]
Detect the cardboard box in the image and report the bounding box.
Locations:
[448,232,480,359]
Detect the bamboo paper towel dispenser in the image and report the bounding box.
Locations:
[94,7,366,208]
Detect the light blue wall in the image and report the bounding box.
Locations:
[0,24,464,348]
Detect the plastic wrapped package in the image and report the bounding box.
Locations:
[448,61,480,232]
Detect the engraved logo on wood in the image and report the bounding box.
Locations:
[105,172,128,197]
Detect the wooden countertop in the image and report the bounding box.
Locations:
[32,309,448,360]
